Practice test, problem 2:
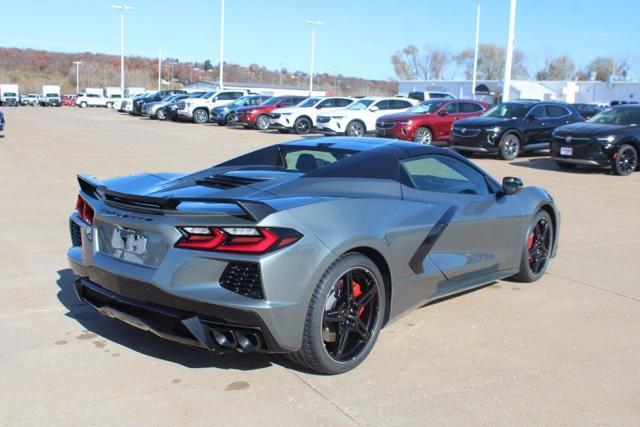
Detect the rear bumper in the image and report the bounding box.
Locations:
[70,261,287,353]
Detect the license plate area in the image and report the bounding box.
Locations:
[560,147,573,156]
[97,221,169,268]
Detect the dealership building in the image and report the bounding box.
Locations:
[398,79,640,105]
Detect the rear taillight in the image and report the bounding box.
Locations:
[175,226,302,254]
[75,195,94,225]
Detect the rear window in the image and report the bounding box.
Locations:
[282,148,353,173]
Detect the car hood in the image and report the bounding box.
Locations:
[453,116,517,127]
[378,112,428,121]
[553,122,622,137]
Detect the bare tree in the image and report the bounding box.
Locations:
[454,44,527,80]
[536,55,575,80]
[586,56,615,81]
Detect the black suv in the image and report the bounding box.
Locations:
[130,90,186,116]
[551,105,640,176]
[449,100,583,160]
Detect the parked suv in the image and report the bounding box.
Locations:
[269,97,354,134]
[316,97,417,137]
[234,96,308,130]
[156,92,205,121]
[131,90,186,116]
[376,99,489,144]
[449,100,583,160]
[211,95,272,126]
[142,93,197,119]
[551,105,640,176]
[76,93,109,108]
[20,94,41,106]
[176,90,245,123]
[406,91,456,102]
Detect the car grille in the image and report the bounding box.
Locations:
[376,120,395,129]
[70,220,82,246]
[219,262,263,299]
[452,127,481,137]
[270,113,281,119]
[317,116,330,123]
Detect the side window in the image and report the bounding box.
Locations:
[390,99,412,109]
[375,100,391,110]
[281,97,297,106]
[460,102,483,113]
[528,105,547,119]
[317,99,334,108]
[547,105,570,118]
[443,102,459,114]
[231,92,244,99]
[216,92,233,100]
[400,155,490,195]
[336,98,353,107]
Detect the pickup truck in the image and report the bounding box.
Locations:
[176,89,247,123]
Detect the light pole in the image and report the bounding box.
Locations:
[502,0,517,102]
[471,2,480,99]
[158,46,162,90]
[168,63,177,90]
[219,0,225,90]
[111,4,134,96]
[305,20,323,96]
[73,61,82,94]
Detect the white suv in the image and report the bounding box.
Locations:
[177,90,247,123]
[316,97,417,136]
[269,97,354,134]
[76,93,109,108]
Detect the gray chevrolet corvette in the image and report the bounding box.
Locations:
[68,137,559,374]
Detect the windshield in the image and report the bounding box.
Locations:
[347,100,374,110]
[261,97,283,106]
[4,92,17,97]
[298,98,321,108]
[589,108,640,126]
[228,95,252,107]
[202,91,216,99]
[411,101,446,114]
[46,94,59,98]
[484,103,530,119]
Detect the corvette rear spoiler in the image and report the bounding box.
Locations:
[77,174,276,222]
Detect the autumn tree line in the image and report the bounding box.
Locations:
[0,47,396,96]
[391,44,633,82]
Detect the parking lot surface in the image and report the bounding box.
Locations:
[0,108,639,426]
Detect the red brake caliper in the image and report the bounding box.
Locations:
[352,281,365,317]
[527,232,535,261]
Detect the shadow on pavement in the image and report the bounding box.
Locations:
[510,157,600,174]
[55,268,276,371]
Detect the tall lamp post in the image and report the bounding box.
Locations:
[305,20,323,96]
[73,61,82,94]
[471,2,480,99]
[168,62,177,90]
[218,0,225,90]
[111,4,134,96]
[502,0,517,102]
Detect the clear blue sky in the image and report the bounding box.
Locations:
[0,0,637,80]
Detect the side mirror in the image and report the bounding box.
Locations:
[501,176,523,195]
[438,110,448,116]
[370,106,379,112]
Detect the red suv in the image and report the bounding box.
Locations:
[235,96,307,130]
[375,99,489,144]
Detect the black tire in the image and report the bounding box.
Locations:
[511,210,554,283]
[498,132,521,160]
[156,109,166,120]
[555,160,576,170]
[79,101,87,108]
[346,120,366,137]
[294,117,312,135]
[612,144,638,176]
[225,114,236,126]
[192,108,209,124]
[255,114,270,130]
[413,126,433,144]
[288,253,386,374]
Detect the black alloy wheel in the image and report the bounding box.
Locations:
[294,117,312,135]
[321,267,379,362]
[613,144,638,176]
[527,216,552,275]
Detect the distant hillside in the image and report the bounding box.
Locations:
[0,47,397,96]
